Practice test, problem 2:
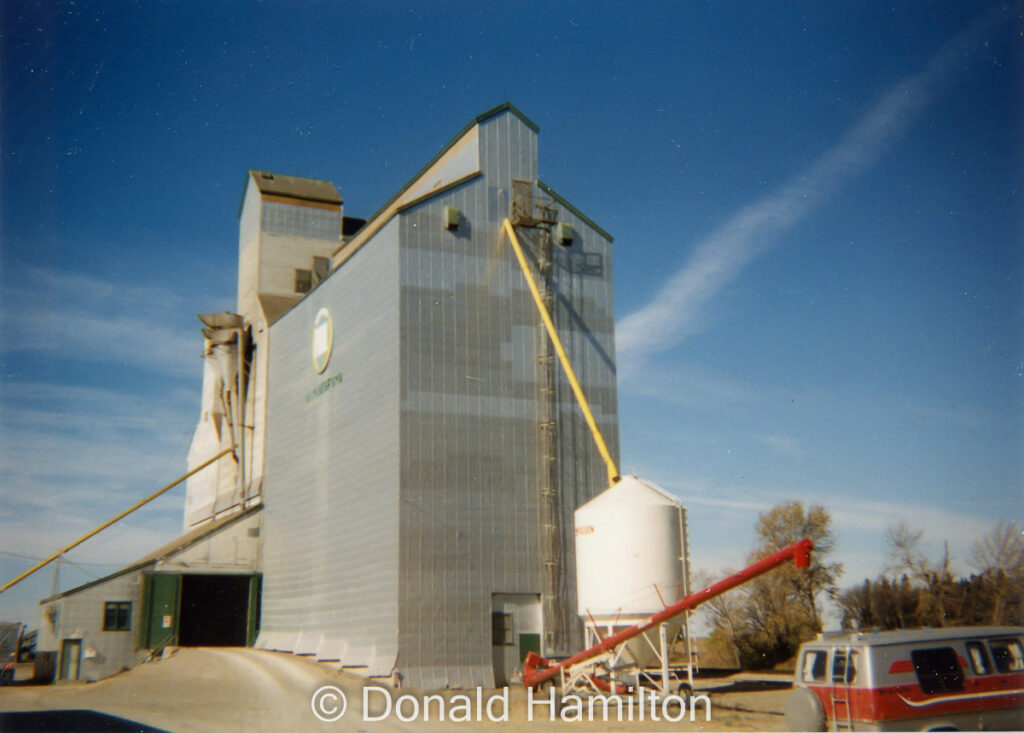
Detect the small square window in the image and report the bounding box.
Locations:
[103,601,132,631]
[570,251,603,277]
[312,257,330,286]
[491,612,514,646]
[295,269,312,293]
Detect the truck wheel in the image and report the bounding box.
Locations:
[676,682,691,705]
[784,687,826,732]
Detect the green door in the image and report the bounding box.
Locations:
[141,574,180,651]
[245,575,262,647]
[519,633,541,663]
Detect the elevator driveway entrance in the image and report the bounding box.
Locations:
[140,573,260,651]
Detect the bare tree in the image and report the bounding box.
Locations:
[884,522,956,625]
[695,569,744,668]
[971,521,1024,625]
[972,521,1024,575]
[885,521,930,581]
[879,520,1024,627]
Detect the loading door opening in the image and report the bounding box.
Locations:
[491,593,542,687]
[178,575,252,646]
[141,573,260,650]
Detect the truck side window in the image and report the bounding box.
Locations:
[830,650,858,685]
[989,639,1024,673]
[846,651,859,684]
[966,641,991,675]
[911,647,965,695]
[801,650,828,682]
[832,651,848,684]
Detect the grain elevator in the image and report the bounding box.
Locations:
[35,103,620,689]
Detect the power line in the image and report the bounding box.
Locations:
[0,550,119,567]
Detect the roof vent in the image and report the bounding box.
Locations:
[445,206,460,230]
[556,222,573,246]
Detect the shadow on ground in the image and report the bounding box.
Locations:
[0,710,169,732]
[706,679,792,694]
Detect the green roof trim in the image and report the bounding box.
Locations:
[357,102,537,230]
[475,102,540,133]
[395,172,484,213]
[537,180,614,243]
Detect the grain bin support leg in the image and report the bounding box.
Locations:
[659,623,670,695]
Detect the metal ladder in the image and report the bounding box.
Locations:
[513,203,562,654]
[829,646,855,731]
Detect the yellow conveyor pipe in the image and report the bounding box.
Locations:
[0,446,236,594]
[502,218,620,487]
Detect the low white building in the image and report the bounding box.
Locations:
[37,507,261,682]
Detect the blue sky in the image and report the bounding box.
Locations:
[1,1,1020,627]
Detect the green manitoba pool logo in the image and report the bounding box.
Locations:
[312,307,333,373]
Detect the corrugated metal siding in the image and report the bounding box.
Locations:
[396,112,616,688]
[397,189,543,688]
[157,512,262,573]
[257,109,617,688]
[237,180,263,319]
[259,218,401,671]
[548,203,619,658]
[47,572,143,682]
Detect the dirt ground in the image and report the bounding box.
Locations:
[0,648,791,732]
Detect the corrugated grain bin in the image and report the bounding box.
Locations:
[575,475,686,620]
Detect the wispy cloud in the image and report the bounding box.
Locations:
[0,378,198,623]
[673,480,1000,547]
[620,351,996,442]
[0,265,216,620]
[671,478,1003,593]
[759,433,804,456]
[0,267,225,380]
[621,360,759,410]
[0,381,197,532]
[616,7,1012,376]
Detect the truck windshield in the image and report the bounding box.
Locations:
[801,650,827,682]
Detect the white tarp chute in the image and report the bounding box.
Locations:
[185,312,250,528]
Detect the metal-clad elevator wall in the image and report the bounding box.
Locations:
[259,107,618,689]
[259,219,401,672]
[396,112,618,688]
